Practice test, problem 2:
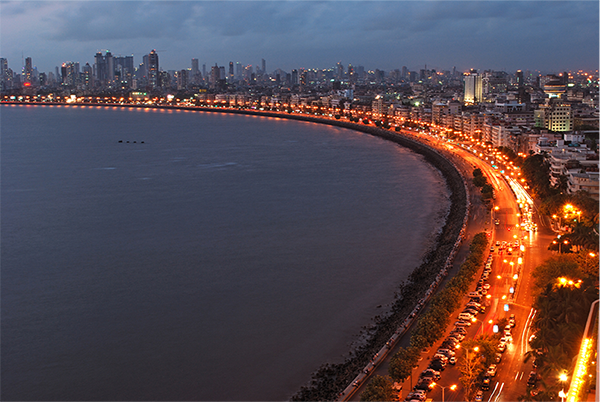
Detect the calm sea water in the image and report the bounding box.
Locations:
[1,104,449,401]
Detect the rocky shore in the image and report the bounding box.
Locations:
[286,122,468,401]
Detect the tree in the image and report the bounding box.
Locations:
[473,174,487,188]
[389,346,420,382]
[481,184,494,200]
[458,344,485,402]
[360,375,398,401]
[531,255,580,294]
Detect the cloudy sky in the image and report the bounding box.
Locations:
[1,1,598,75]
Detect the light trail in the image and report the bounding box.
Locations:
[521,308,536,356]
[487,382,500,402]
[493,383,504,402]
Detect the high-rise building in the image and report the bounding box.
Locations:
[24,57,33,85]
[176,69,188,90]
[82,63,93,87]
[210,64,221,87]
[236,62,242,81]
[94,50,115,85]
[60,62,78,86]
[464,70,483,104]
[336,62,344,80]
[191,58,199,76]
[229,61,234,81]
[147,50,159,89]
[516,70,524,88]
[261,59,266,75]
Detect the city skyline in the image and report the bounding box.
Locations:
[1,1,598,75]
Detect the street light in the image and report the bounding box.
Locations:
[436,384,457,402]
[559,371,568,402]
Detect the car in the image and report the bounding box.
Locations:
[509,314,516,327]
[500,336,509,345]
[429,360,445,371]
[450,332,465,341]
[446,335,462,343]
[455,320,472,327]
[449,356,457,365]
[433,354,448,363]
[475,390,484,401]
[483,283,491,290]
[495,219,500,225]
[495,353,502,363]
[464,307,478,316]
[437,348,456,357]
[420,369,441,381]
[482,375,491,390]
[487,364,497,377]
[496,241,501,246]
[527,371,538,387]
[497,343,506,352]
[466,302,481,309]
[468,291,482,298]
[405,392,426,402]
[452,326,467,334]
[458,312,473,320]
[415,377,435,391]
[490,246,495,252]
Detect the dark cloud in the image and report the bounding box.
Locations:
[1,1,597,73]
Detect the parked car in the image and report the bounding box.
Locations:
[475,390,484,401]
[437,348,455,358]
[429,360,445,372]
[458,312,473,320]
[449,356,457,365]
[420,369,441,381]
[487,364,497,377]
[482,375,491,390]
[495,353,502,363]
[527,371,538,387]
[509,314,516,327]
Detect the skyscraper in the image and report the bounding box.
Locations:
[191,58,199,76]
[147,50,159,89]
[24,57,33,84]
[464,70,483,104]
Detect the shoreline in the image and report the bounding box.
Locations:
[2,102,469,400]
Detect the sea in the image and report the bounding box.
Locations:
[1,104,450,401]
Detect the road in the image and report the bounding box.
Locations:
[347,128,552,402]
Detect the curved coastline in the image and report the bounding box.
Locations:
[2,102,469,400]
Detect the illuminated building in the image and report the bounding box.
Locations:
[464,70,483,104]
[534,99,572,132]
[147,50,159,89]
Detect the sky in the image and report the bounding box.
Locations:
[1,0,598,75]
